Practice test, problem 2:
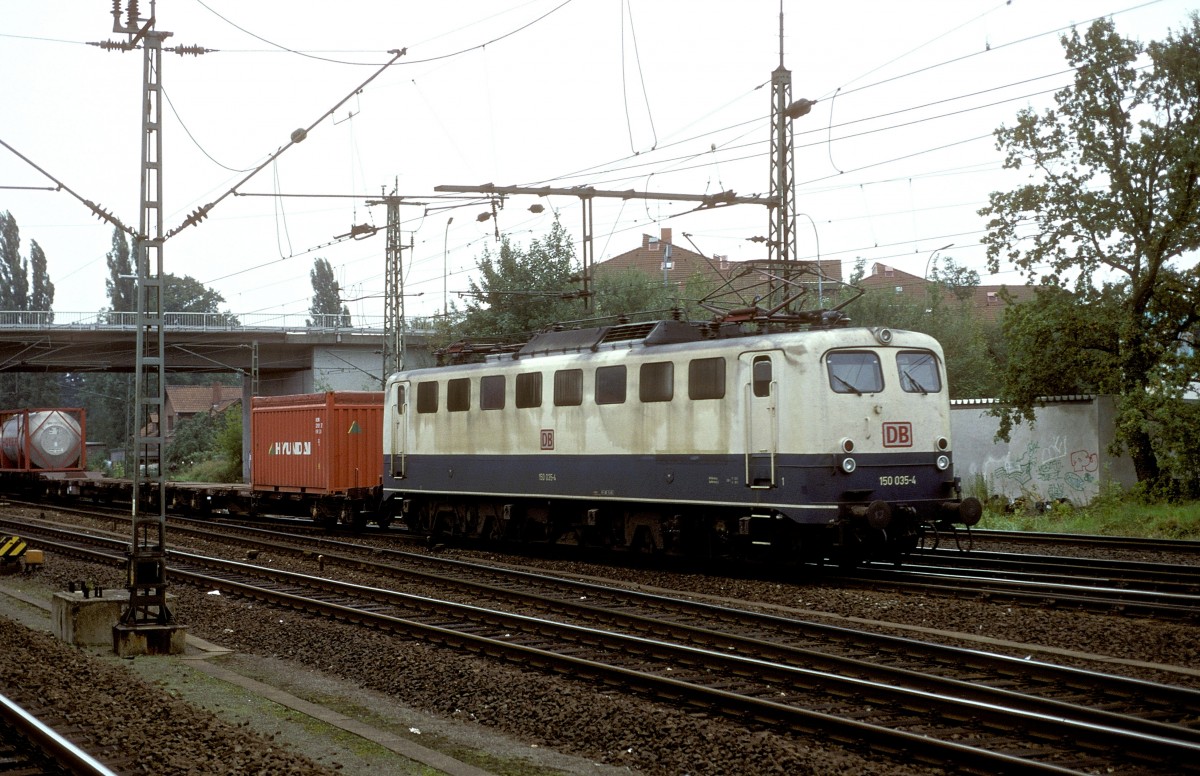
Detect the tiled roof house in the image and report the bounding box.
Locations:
[856,262,1036,323]
[162,383,242,439]
[594,227,843,304]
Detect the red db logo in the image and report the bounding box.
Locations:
[540,429,555,450]
[882,422,912,448]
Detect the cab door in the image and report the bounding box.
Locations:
[740,351,779,488]
[389,380,410,478]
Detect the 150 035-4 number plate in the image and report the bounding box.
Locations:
[879,475,917,486]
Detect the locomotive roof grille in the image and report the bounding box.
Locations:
[513,320,704,359]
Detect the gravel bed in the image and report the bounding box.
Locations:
[0,607,332,775]
[3,509,1199,775]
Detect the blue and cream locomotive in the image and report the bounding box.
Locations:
[381,318,980,564]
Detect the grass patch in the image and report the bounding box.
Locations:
[979,497,1200,539]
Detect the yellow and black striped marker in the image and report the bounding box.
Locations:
[1,535,27,561]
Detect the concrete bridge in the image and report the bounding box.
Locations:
[0,310,438,394]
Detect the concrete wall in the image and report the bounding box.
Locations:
[951,395,1138,506]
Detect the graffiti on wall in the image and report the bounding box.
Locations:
[989,436,1099,502]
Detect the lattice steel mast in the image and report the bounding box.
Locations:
[372,184,413,380]
[768,5,813,312]
[109,0,175,632]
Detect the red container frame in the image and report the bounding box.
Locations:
[250,392,383,495]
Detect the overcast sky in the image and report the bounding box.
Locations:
[1,0,1195,323]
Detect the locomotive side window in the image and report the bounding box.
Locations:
[480,375,506,410]
[751,356,772,398]
[416,381,438,413]
[447,377,471,412]
[688,357,725,400]
[516,372,542,408]
[896,351,942,394]
[640,361,674,403]
[827,351,883,394]
[595,365,627,405]
[554,369,583,406]
[395,384,405,412]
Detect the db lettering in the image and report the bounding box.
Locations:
[882,422,912,448]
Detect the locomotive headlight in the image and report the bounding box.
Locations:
[839,437,855,454]
[936,454,950,471]
[936,436,949,451]
[840,456,857,474]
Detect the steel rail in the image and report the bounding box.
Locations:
[9,518,1200,773]
[0,692,118,776]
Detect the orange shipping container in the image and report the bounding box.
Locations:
[251,392,383,495]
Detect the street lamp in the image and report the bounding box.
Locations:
[443,217,453,316]
[924,243,954,281]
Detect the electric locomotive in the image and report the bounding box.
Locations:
[382,317,980,564]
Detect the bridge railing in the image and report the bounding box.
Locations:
[0,310,442,334]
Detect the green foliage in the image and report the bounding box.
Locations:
[166,403,242,481]
[308,257,351,328]
[837,258,1002,399]
[215,406,244,481]
[979,14,1200,486]
[980,491,1200,540]
[105,228,136,316]
[449,218,730,350]
[163,273,237,324]
[0,210,30,312]
[456,218,582,340]
[28,241,53,315]
[0,211,59,407]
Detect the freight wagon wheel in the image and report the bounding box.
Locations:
[311,503,338,531]
[346,504,367,531]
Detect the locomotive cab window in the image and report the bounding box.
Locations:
[595,365,627,405]
[554,369,583,406]
[447,377,470,412]
[480,375,505,410]
[827,351,883,395]
[416,381,438,414]
[896,351,942,394]
[516,372,542,408]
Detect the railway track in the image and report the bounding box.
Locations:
[0,691,118,776]
[851,549,1200,620]
[8,516,1200,774]
[951,528,1200,556]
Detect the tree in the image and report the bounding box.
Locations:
[162,273,227,314]
[0,211,29,314]
[105,227,136,316]
[590,267,683,322]
[450,218,714,347]
[979,15,1200,490]
[0,212,58,407]
[29,240,53,318]
[308,257,351,328]
[455,218,583,340]
[929,257,981,304]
